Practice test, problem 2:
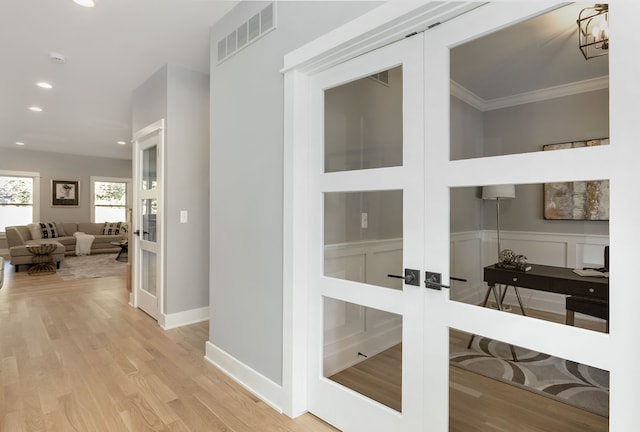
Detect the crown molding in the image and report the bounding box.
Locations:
[451,75,609,111]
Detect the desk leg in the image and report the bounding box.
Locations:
[467,283,518,362]
[499,285,528,317]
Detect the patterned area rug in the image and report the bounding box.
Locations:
[57,254,126,281]
[450,336,609,417]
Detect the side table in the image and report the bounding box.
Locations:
[25,243,58,275]
[111,241,128,262]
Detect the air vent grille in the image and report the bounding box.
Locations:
[217,2,277,64]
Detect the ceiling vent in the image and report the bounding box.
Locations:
[217,2,276,64]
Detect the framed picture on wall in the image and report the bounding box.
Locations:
[542,139,609,220]
[52,180,79,207]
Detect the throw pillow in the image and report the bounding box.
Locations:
[103,222,122,235]
[39,222,58,239]
[27,223,42,240]
[55,222,67,237]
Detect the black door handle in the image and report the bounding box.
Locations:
[133,230,140,236]
[387,269,420,286]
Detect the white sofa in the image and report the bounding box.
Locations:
[6,222,126,272]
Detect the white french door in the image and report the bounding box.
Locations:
[288,1,640,431]
[132,120,164,320]
[307,34,434,432]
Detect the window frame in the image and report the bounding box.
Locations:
[90,176,132,223]
[0,170,40,239]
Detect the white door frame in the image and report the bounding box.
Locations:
[131,119,165,320]
[283,1,640,430]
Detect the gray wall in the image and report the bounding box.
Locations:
[0,147,131,249]
[132,64,210,315]
[451,89,609,236]
[166,66,210,314]
[210,1,380,385]
[132,66,168,132]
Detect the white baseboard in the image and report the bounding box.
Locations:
[205,342,283,413]
[160,306,209,330]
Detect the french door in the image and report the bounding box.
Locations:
[306,34,442,431]
[132,120,164,320]
[288,1,640,431]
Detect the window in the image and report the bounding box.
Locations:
[0,171,40,236]
[91,177,131,223]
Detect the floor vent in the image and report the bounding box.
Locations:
[217,2,276,64]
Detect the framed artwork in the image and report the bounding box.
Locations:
[543,139,609,220]
[52,180,79,207]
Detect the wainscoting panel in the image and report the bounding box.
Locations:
[323,240,403,375]
[450,232,484,305]
[323,231,609,373]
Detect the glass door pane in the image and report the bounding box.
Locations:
[324,190,403,289]
[142,250,157,296]
[143,145,158,190]
[324,66,403,172]
[141,198,157,242]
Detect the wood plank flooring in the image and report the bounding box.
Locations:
[1,257,609,431]
[330,310,609,432]
[0,259,336,432]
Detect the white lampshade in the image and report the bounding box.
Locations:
[482,184,515,200]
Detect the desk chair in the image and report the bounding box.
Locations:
[565,296,609,332]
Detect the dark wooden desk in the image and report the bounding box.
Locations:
[484,263,608,300]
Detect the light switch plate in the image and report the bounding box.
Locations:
[180,210,188,223]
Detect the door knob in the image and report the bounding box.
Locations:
[387,269,420,286]
[133,230,140,236]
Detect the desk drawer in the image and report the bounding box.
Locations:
[484,267,549,290]
[483,266,608,300]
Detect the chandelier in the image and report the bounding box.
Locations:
[577,4,609,60]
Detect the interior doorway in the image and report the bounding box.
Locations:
[132,120,165,320]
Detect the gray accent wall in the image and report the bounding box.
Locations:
[209,1,381,386]
[450,89,609,236]
[132,64,210,316]
[0,147,132,250]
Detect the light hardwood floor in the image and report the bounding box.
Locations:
[0,259,336,432]
[331,312,609,432]
[1,258,609,431]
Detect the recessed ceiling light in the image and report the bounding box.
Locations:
[117,141,127,145]
[73,0,95,7]
[37,82,53,89]
[29,106,43,112]
[16,142,25,146]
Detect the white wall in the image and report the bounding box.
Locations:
[208,1,381,387]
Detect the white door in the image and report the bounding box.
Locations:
[132,120,164,320]
[307,35,428,432]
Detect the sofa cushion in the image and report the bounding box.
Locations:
[39,222,59,239]
[27,223,41,240]
[78,223,107,236]
[102,222,123,235]
[55,222,67,236]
